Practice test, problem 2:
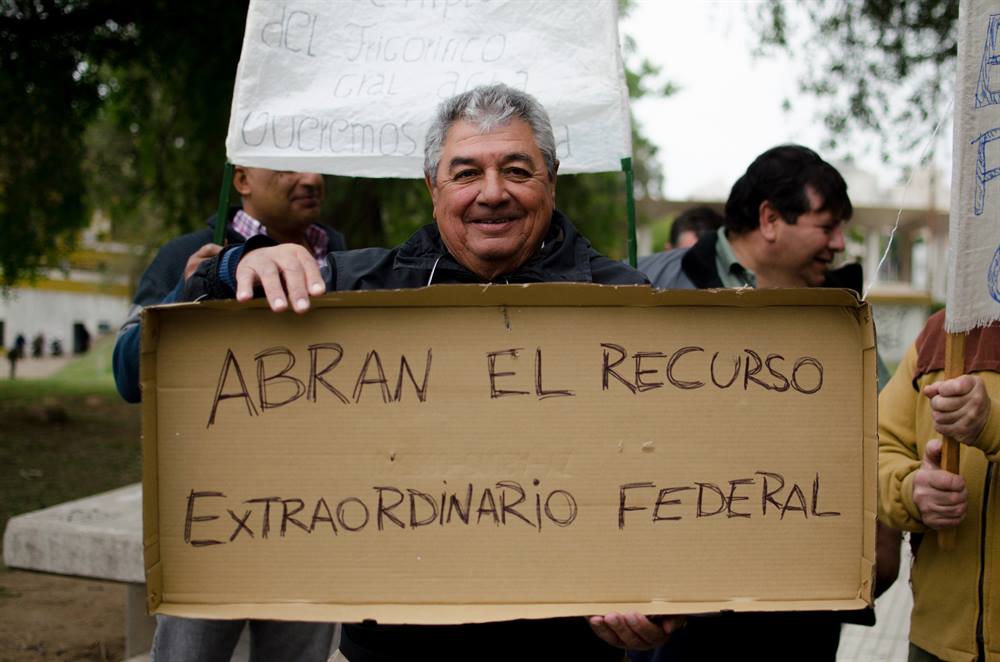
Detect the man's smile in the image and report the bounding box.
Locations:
[466,215,522,230]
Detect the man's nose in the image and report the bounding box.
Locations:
[476,170,508,206]
[300,172,324,192]
[828,225,845,252]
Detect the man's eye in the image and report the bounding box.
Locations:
[504,167,531,180]
[453,170,479,180]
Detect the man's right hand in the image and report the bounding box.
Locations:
[923,375,992,447]
[235,244,325,313]
[912,438,968,529]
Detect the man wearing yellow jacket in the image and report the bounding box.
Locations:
[879,309,1000,662]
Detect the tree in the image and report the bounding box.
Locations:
[752,0,958,165]
[0,1,248,289]
[1,2,132,288]
[80,3,248,242]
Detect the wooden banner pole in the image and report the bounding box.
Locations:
[938,331,967,550]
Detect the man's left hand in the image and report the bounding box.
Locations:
[184,243,223,280]
[924,375,991,446]
[588,612,685,650]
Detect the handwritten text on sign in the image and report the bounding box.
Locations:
[187,340,837,546]
[226,0,631,177]
[204,343,826,425]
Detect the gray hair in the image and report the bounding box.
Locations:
[423,84,557,184]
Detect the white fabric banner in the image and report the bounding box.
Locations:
[225,0,632,178]
[947,0,1000,332]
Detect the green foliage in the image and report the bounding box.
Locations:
[84,3,248,242]
[0,1,248,288]
[752,0,958,163]
[0,2,120,288]
[321,178,430,251]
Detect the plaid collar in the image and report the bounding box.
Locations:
[230,209,329,266]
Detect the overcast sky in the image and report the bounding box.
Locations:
[619,1,949,203]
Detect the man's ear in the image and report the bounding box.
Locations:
[424,174,438,217]
[233,167,251,198]
[549,159,559,202]
[758,200,781,242]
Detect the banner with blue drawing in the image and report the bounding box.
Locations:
[948,0,1000,331]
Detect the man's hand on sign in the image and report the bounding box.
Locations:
[923,375,992,447]
[587,612,685,650]
[184,243,223,280]
[235,244,325,313]
[913,438,968,530]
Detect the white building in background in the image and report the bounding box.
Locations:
[837,162,950,303]
[838,164,948,365]
[0,216,138,354]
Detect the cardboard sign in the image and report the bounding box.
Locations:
[947,0,1000,332]
[224,0,631,177]
[142,285,876,623]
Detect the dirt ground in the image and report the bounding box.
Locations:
[0,569,125,662]
[0,365,141,662]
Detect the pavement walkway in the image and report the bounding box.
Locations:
[0,355,73,380]
[837,541,912,662]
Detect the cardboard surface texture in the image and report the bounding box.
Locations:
[142,284,877,623]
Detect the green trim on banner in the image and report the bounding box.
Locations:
[214,162,235,246]
[622,157,637,268]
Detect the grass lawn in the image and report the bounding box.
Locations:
[0,337,142,554]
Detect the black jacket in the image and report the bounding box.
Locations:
[187,209,647,300]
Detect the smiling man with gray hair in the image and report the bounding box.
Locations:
[183,83,683,660]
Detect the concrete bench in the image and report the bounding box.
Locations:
[0,483,278,660]
[2,483,154,659]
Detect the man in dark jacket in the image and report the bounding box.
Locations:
[186,83,683,662]
[640,145,857,292]
[633,144,899,662]
[112,166,344,662]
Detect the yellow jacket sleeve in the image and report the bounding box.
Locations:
[877,344,927,532]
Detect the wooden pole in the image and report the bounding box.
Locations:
[938,331,966,550]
